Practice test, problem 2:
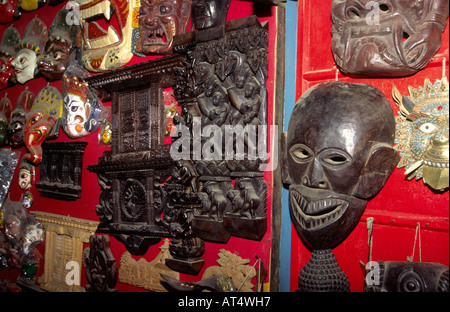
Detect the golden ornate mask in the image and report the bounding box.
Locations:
[393,77,449,191]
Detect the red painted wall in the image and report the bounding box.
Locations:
[0,0,277,291]
[291,0,449,292]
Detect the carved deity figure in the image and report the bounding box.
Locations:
[284,81,399,291]
[191,0,231,30]
[11,17,48,84]
[137,0,192,54]
[37,8,81,81]
[331,0,449,77]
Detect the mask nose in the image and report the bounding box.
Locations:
[302,158,328,189]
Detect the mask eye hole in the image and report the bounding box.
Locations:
[290,144,313,163]
[324,154,349,165]
[419,122,437,134]
[319,149,352,168]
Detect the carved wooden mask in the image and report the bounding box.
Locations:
[191,0,230,30]
[137,0,192,55]
[7,89,34,148]
[331,0,449,77]
[285,82,399,250]
[78,0,137,72]
[37,8,81,81]
[24,86,63,165]
[11,17,48,84]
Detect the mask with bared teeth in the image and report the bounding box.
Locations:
[284,81,399,251]
[136,0,192,55]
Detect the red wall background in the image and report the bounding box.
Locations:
[0,0,277,291]
[291,0,449,292]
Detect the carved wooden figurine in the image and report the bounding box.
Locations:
[7,89,34,149]
[83,235,117,292]
[283,81,399,291]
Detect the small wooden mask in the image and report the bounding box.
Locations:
[136,0,192,55]
[37,8,81,81]
[11,17,48,84]
[24,86,63,165]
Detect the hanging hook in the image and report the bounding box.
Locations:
[407,222,422,262]
[443,57,446,78]
[366,217,374,264]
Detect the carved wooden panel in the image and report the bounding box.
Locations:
[36,141,88,201]
[118,238,179,292]
[30,211,99,292]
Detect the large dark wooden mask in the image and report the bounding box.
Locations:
[331,0,449,77]
[284,82,399,291]
[137,0,192,55]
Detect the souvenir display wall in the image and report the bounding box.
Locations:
[0,0,448,294]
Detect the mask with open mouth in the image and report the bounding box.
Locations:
[77,0,138,72]
[24,86,63,165]
[62,65,109,138]
[136,0,192,55]
[285,81,399,251]
[331,0,449,77]
[393,77,449,191]
[191,0,230,30]
[37,8,82,81]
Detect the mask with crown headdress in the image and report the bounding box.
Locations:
[393,77,449,191]
[24,86,63,165]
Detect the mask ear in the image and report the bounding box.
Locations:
[281,132,292,185]
[354,145,400,199]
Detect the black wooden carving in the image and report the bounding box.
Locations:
[83,235,117,292]
[87,16,269,275]
[87,55,184,256]
[36,141,87,201]
[171,15,269,244]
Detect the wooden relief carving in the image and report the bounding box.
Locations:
[88,16,269,274]
[83,235,117,292]
[30,211,99,292]
[36,141,88,201]
[118,238,179,292]
[170,15,269,243]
